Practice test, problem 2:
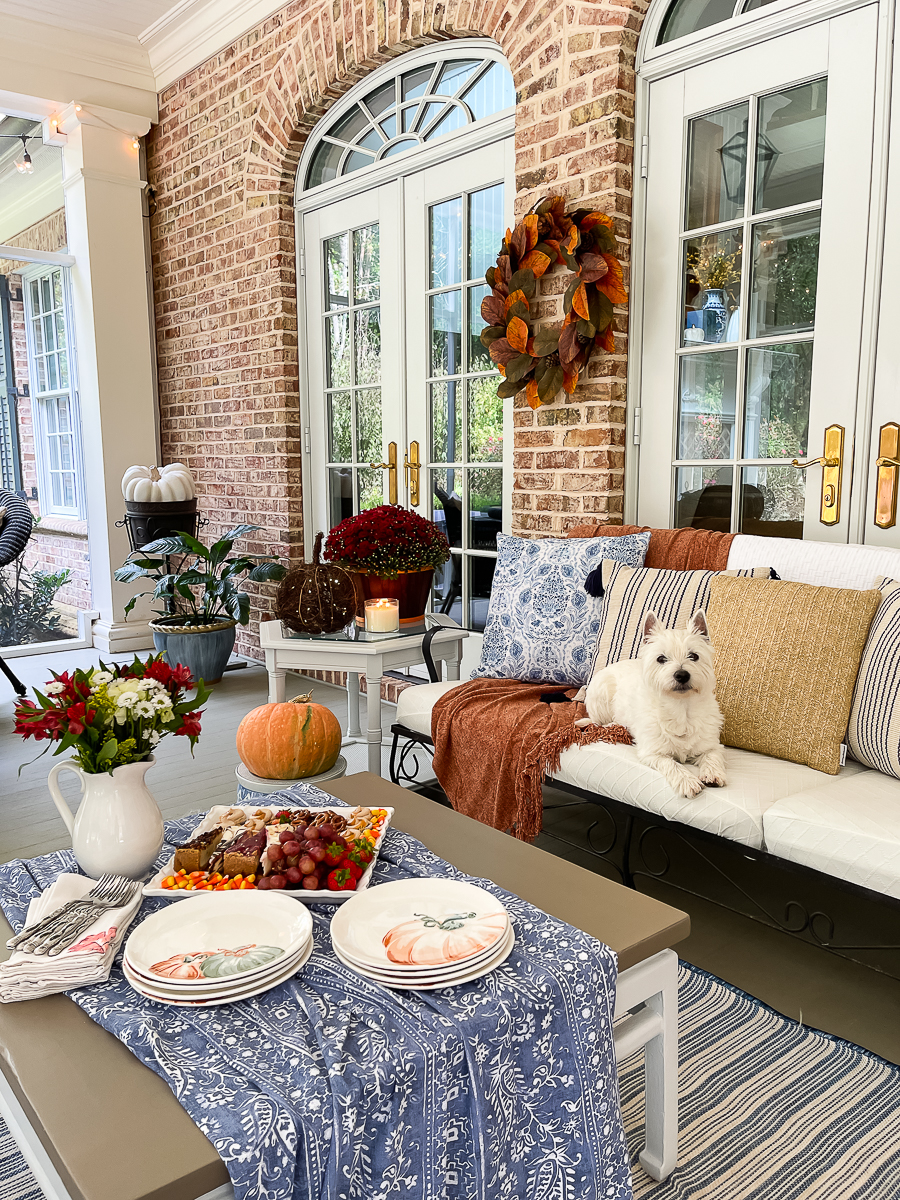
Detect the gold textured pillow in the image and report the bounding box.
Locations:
[706,576,881,774]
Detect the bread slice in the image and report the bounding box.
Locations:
[173,827,223,874]
[223,830,266,878]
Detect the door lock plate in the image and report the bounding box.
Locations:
[790,424,844,526]
[874,422,900,529]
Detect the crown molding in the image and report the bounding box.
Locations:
[140,0,292,92]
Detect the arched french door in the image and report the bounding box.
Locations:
[295,42,515,632]
[630,0,896,546]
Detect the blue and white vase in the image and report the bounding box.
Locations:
[700,289,729,343]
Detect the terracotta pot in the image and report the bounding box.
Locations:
[352,568,434,626]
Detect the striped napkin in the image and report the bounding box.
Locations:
[0,874,143,1003]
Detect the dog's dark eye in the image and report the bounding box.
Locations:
[656,655,667,664]
[687,652,699,662]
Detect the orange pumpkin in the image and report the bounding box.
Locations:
[236,692,341,779]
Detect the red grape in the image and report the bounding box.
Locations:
[268,873,286,889]
[279,829,295,845]
[282,840,301,858]
[317,824,334,841]
[303,826,321,840]
[302,874,320,890]
[285,866,303,885]
[308,843,326,864]
[285,854,299,869]
[299,855,316,875]
[256,877,271,890]
[267,844,284,863]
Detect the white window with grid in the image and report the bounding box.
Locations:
[23,267,83,518]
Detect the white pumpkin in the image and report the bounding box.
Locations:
[121,463,195,503]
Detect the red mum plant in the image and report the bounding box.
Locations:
[324,505,450,579]
[14,654,212,775]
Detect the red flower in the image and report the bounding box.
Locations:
[175,711,203,737]
[143,659,173,686]
[65,702,96,736]
[169,663,194,688]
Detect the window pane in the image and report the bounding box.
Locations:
[426,106,467,142]
[46,355,58,392]
[467,285,493,372]
[431,381,463,463]
[328,392,352,463]
[63,473,76,509]
[48,432,60,471]
[430,291,462,376]
[675,464,733,530]
[469,184,504,281]
[677,351,737,459]
[755,80,827,214]
[461,61,514,119]
[325,234,350,309]
[467,555,497,632]
[749,211,820,338]
[307,141,343,189]
[329,468,353,527]
[744,342,812,459]
[41,277,51,312]
[343,150,374,175]
[58,351,69,387]
[57,398,70,433]
[356,388,382,464]
[43,314,55,352]
[468,466,502,544]
[353,225,380,303]
[32,316,45,357]
[430,198,463,287]
[658,0,734,43]
[686,105,748,230]
[30,280,39,311]
[402,66,433,102]
[418,102,444,133]
[55,312,66,347]
[354,307,381,385]
[59,434,73,472]
[332,106,370,142]
[365,80,395,117]
[741,465,805,538]
[52,272,63,307]
[437,60,481,94]
[358,128,383,152]
[683,228,743,345]
[326,312,351,387]
[50,468,63,509]
[379,115,396,139]
[468,375,503,462]
[357,466,383,510]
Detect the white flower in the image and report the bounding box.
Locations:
[44,681,65,696]
[149,730,160,746]
[158,708,174,723]
[91,670,113,685]
[114,708,127,725]
[142,728,152,739]
[133,701,155,718]
[152,694,170,710]
[118,693,138,708]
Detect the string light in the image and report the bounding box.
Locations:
[14,136,33,174]
[132,137,140,150]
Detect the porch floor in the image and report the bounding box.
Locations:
[2,645,899,1064]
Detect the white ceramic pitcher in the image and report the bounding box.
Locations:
[47,757,165,880]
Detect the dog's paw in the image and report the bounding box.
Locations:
[676,772,705,798]
[699,771,727,788]
[574,717,595,729]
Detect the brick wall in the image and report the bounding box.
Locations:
[148,0,645,655]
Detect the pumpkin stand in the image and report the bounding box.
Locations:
[120,464,201,554]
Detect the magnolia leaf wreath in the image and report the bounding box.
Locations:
[479,195,628,409]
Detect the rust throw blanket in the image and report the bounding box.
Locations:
[566,523,735,571]
[432,679,632,841]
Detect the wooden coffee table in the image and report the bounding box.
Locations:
[0,774,689,1200]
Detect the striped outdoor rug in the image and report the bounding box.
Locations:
[620,964,900,1198]
[0,963,897,1199]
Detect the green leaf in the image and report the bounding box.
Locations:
[96,739,118,765]
[496,377,522,399]
[139,535,192,555]
[538,362,565,403]
[532,327,560,357]
[114,563,152,583]
[485,266,496,289]
[209,538,235,568]
[576,317,597,341]
[505,352,535,383]
[220,524,259,544]
[508,268,536,299]
[563,278,581,312]
[592,289,615,331]
[247,561,288,583]
[480,324,505,348]
[172,531,210,559]
[507,300,529,321]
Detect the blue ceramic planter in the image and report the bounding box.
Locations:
[151,620,237,684]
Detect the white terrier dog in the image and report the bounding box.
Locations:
[574,610,726,799]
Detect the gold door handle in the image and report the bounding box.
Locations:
[404,441,421,507]
[874,422,900,529]
[370,441,398,505]
[790,424,844,525]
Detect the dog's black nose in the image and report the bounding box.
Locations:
[674,670,690,684]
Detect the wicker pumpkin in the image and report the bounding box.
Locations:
[236,692,342,780]
[275,532,358,635]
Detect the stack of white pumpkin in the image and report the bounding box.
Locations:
[121,463,196,504]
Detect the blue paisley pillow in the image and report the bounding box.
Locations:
[472,532,651,686]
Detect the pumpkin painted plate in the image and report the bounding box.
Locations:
[330,879,510,971]
[331,924,515,991]
[143,804,394,903]
[123,938,314,1006]
[124,891,312,988]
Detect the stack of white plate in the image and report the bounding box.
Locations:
[330,878,513,990]
[123,891,314,1007]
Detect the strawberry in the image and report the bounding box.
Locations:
[326,868,356,892]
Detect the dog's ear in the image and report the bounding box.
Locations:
[642,612,661,642]
[689,609,710,640]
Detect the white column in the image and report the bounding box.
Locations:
[58,103,158,654]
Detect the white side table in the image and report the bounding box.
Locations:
[259,620,468,777]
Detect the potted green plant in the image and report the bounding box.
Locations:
[115,524,287,682]
[323,505,450,626]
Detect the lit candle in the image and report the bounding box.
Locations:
[364,598,400,633]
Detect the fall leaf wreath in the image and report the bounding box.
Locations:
[479,195,628,409]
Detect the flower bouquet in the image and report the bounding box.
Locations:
[324,505,450,625]
[14,655,211,774]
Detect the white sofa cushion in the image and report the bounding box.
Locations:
[727,534,900,589]
[847,575,900,779]
[550,742,867,850]
[396,680,463,737]
[763,772,900,899]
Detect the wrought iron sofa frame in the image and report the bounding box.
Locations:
[389,720,900,982]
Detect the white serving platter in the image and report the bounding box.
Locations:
[144,804,394,904]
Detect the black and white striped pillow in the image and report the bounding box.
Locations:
[591,560,776,670]
[847,576,900,778]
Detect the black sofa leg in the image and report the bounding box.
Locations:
[0,654,26,698]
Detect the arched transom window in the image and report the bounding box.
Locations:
[303,50,514,191]
[658,0,786,44]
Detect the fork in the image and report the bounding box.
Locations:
[11,876,137,955]
[35,877,141,958]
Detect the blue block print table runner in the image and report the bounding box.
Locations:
[0,782,633,1200]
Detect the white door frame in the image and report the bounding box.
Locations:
[627,0,896,544]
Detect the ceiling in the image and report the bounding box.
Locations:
[0,0,180,44]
